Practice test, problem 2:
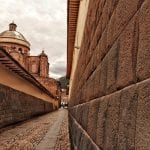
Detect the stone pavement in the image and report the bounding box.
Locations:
[0,109,70,150]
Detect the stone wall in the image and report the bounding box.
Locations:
[69,0,150,149]
[0,84,54,129]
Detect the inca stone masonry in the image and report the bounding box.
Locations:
[67,0,150,149]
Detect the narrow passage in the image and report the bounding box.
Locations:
[0,109,70,150]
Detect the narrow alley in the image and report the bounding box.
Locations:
[0,109,70,150]
[0,0,150,149]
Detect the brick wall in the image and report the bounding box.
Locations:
[69,0,150,149]
[0,84,54,129]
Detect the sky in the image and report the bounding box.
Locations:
[0,0,67,79]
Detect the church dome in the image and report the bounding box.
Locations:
[0,30,27,41]
[0,22,30,48]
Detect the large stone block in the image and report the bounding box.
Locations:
[73,121,82,148]
[77,131,92,150]
[93,66,101,99]
[107,0,140,48]
[94,46,100,69]
[117,85,138,149]
[77,130,98,150]
[81,103,89,131]
[68,115,77,148]
[106,41,119,94]
[87,99,100,142]
[97,27,108,64]
[99,55,108,97]
[70,113,99,150]
[117,15,138,89]
[75,105,83,125]
[135,79,150,149]
[95,96,109,148]
[136,1,150,81]
[102,92,121,150]
[100,1,109,32]
[107,0,119,19]
[89,72,96,100]
[85,82,90,102]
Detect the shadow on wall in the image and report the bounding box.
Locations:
[0,84,54,129]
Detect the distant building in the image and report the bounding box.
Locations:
[0,22,62,128]
[0,22,61,99]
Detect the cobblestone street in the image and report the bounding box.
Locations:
[0,109,70,150]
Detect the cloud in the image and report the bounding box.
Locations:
[50,55,66,79]
[0,0,67,78]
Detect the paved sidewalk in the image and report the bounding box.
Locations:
[36,109,68,150]
[0,109,70,150]
[55,109,70,150]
